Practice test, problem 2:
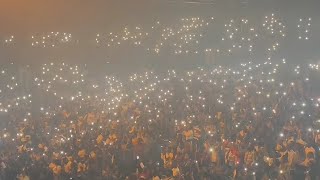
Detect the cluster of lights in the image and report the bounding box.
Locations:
[3,35,15,45]
[261,14,286,58]
[262,14,286,37]
[102,76,125,111]
[31,32,73,48]
[129,71,159,104]
[0,63,32,113]
[34,62,126,112]
[150,17,214,54]
[220,18,258,55]
[95,26,149,48]
[298,18,312,40]
[309,64,319,71]
[34,62,88,113]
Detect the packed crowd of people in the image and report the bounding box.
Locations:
[0,61,320,180]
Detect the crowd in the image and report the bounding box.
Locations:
[2,15,313,58]
[0,61,320,180]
